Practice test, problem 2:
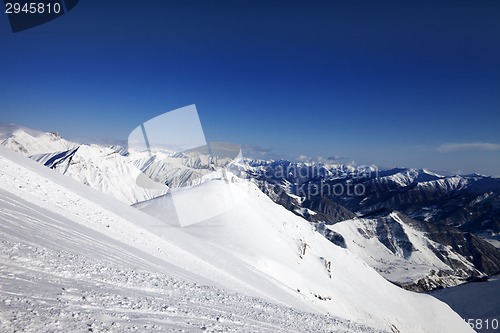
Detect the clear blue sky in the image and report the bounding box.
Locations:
[1,1,499,175]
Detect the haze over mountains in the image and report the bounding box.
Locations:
[1,124,497,332]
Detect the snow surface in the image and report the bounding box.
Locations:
[1,125,238,205]
[0,146,384,332]
[0,143,474,332]
[328,213,474,287]
[0,196,380,333]
[133,180,473,331]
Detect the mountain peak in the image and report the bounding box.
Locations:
[0,123,77,155]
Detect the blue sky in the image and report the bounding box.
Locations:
[1,1,499,175]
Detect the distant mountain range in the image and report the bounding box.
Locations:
[1,123,499,291]
[1,126,476,333]
[248,160,500,290]
[247,160,500,233]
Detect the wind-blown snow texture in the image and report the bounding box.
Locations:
[0,145,473,332]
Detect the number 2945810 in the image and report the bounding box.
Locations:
[5,2,62,14]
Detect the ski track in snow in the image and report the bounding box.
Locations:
[0,220,379,333]
[0,147,383,332]
[0,142,476,333]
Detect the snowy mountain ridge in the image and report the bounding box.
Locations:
[1,124,498,292]
[1,125,240,204]
[0,123,77,155]
[249,160,500,290]
[327,211,500,291]
[0,144,475,332]
[0,145,388,332]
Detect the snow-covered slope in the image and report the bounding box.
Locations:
[134,181,473,331]
[0,145,381,333]
[31,145,170,204]
[249,161,500,235]
[0,124,220,204]
[2,124,498,293]
[249,160,500,289]
[328,212,482,290]
[0,146,473,332]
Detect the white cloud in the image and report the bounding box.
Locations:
[240,144,279,160]
[296,154,310,161]
[436,142,500,153]
[327,155,348,162]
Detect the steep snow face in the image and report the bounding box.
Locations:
[135,180,473,332]
[31,145,169,204]
[0,150,385,333]
[328,213,478,290]
[0,124,242,204]
[0,146,367,332]
[0,146,473,333]
[129,149,236,188]
[2,125,499,292]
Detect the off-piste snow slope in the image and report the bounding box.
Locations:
[3,125,498,293]
[0,146,472,332]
